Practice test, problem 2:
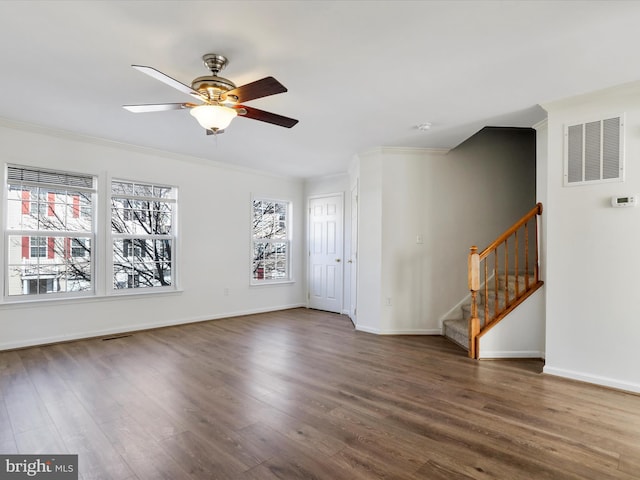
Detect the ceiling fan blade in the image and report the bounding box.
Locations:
[132,65,205,101]
[123,103,194,113]
[225,77,287,103]
[236,105,298,128]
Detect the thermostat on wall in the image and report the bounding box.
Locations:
[611,195,638,207]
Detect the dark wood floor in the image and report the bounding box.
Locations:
[1,308,639,479]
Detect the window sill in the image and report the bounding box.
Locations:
[1,289,183,309]
[250,279,296,287]
[109,287,181,298]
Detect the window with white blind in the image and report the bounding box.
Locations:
[251,198,291,283]
[5,165,96,297]
[111,180,176,291]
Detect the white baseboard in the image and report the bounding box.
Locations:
[480,350,544,359]
[0,303,306,351]
[355,325,440,335]
[355,324,380,334]
[384,329,441,335]
[543,365,640,394]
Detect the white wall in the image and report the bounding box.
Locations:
[542,81,640,393]
[0,120,306,350]
[479,288,545,358]
[305,174,350,198]
[354,150,383,333]
[355,128,537,335]
[380,148,434,334]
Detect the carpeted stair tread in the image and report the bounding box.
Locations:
[442,318,468,350]
[443,273,537,351]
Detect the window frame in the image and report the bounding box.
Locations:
[109,178,178,295]
[4,164,97,301]
[250,196,293,285]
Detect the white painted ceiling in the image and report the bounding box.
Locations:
[1,1,639,178]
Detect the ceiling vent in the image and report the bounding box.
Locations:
[564,115,624,186]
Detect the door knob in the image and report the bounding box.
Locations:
[336,258,341,262]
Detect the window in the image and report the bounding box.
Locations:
[26,278,55,295]
[71,194,91,219]
[29,236,47,258]
[71,238,89,258]
[111,180,176,291]
[5,165,95,297]
[252,198,291,282]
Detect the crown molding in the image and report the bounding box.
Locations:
[532,118,548,130]
[0,117,302,181]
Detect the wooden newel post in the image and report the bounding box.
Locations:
[468,246,480,359]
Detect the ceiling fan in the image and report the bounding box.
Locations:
[123,53,298,134]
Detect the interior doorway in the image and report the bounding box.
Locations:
[308,194,344,313]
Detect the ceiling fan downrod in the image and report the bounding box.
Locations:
[202,53,228,76]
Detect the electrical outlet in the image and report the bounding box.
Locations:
[416,234,423,244]
[224,288,229,296]
[385,297,392,306]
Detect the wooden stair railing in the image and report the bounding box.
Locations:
[467,203,544,359]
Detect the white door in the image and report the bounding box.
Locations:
[308,194,344,313]
[349,183,358,324]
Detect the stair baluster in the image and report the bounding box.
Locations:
[468,246,480,359]
[465,203,544,358]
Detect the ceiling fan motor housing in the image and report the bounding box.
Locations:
[191,75,236,102]
[193,53,237,102]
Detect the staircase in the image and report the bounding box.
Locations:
[443,203,543,358]
[443,274,537,351]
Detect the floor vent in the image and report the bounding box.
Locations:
[101,334,133,341]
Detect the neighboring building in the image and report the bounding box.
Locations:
[6,175,93,296]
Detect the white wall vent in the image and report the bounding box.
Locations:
[563,115,624,186]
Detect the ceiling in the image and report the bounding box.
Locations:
[1,1,639,179]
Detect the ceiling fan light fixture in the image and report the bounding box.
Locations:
[126,54,298,131]
[190,104,237,131]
